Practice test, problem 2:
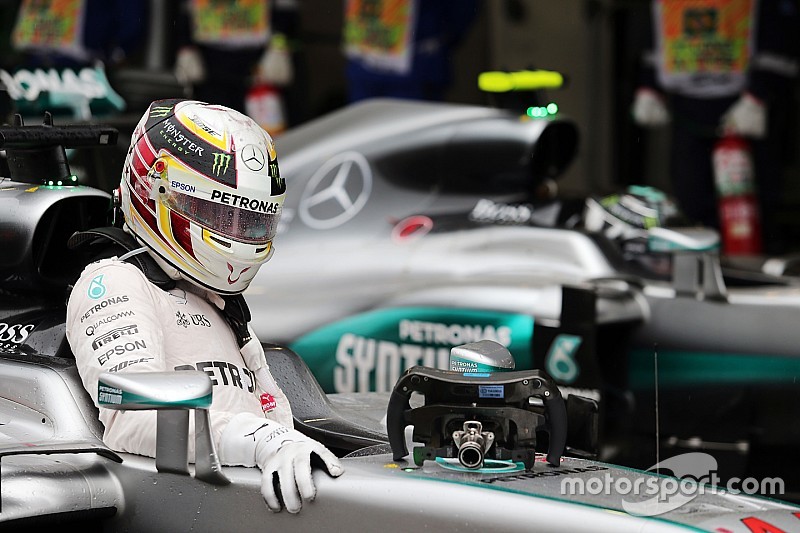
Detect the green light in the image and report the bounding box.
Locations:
[526,103,560,119]
[44,175,78,187]
[527,106,547,117]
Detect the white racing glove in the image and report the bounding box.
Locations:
[255,34,294,87]
[175,46,206,86]
[720,92,767,139]
[220,413,344,513]
[632,87,670,127]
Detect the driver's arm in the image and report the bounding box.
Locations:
[66,258,166,457]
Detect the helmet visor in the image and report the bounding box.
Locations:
[165,190,280,244]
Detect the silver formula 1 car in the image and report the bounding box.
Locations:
[242,98,800,489]
[2,118,800,532]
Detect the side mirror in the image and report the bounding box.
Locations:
[98,371,229,485]
[652,227,728,301]
[565,394,600,458]
[647,227,720,254]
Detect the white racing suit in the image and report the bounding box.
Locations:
[66,257,342,512]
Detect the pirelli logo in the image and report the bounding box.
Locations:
[91,324,139,351]
[213,153,231,176]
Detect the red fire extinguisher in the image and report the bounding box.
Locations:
[712,135,762,255]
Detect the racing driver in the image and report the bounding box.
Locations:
[66,98,343,513]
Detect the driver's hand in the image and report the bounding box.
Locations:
[258,439,344,513]
[219,413,344,514]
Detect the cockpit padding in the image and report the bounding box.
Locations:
[263,343,389,456]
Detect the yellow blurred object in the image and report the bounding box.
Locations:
[478,70,564,93]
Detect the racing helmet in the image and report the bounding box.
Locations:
[119,99,285,294]
[584,185,686,275]
[584,185,680,241]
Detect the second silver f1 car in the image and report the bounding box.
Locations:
[244,98,800,488]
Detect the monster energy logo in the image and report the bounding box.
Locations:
[150,105,173,118]
[213,153,231,176]
[270,162,285,194]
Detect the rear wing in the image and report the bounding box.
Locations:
[0,112,118,184]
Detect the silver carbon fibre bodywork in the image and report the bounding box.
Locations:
[0,180,111,292]
[3,351,800,532]
[0,356,121,524]
[1,181,111,261]
[99,451,800,533]
[248,226,635,340]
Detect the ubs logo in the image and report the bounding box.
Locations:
[190,314,211,327]
[176,311,211,328]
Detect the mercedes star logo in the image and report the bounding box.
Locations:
[299,151,372,230]
[241,144,266,171]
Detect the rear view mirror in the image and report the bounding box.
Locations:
[565,394,600,458]
[98,371,228,485]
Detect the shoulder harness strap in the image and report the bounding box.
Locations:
[67,227,177,290]
[222,294,252,348]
